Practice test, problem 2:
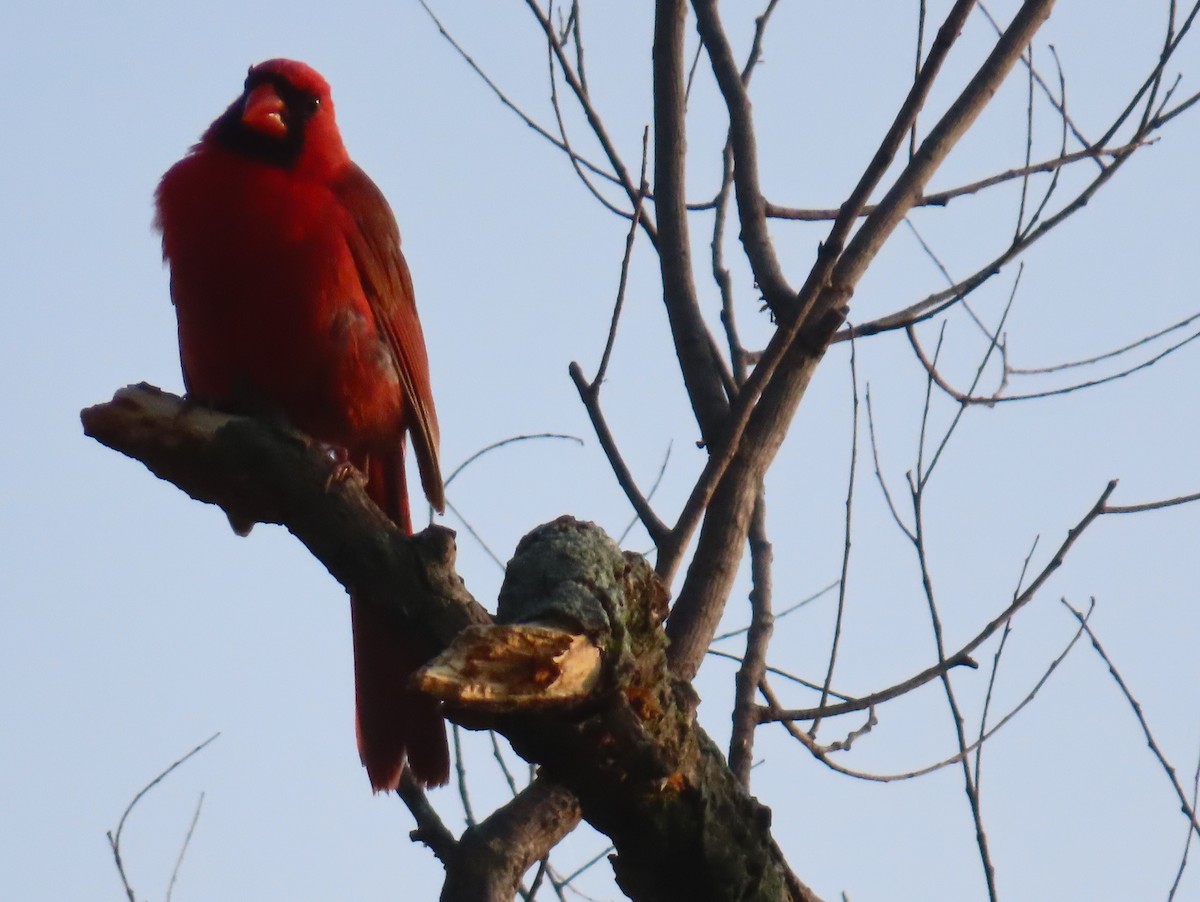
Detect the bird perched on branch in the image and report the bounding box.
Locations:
[155,58,448,790]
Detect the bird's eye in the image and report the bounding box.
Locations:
[307,96,322,113]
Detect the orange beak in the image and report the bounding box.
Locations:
[241,83,287,137]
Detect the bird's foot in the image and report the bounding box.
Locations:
[321,444,359,491]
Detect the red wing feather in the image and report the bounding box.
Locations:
[335,164,445,512]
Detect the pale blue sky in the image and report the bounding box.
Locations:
[3,2,1199,900]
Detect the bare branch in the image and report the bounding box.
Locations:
[491,730,523,798]
[1016,46,1070,240]
[398,769,458,864]
[764,603,1091,783]
[568,133,672,546]
[416,1,621,190]
[765,142,1143,222]
[445,433,585,490]
[446,498,508,573]
[1169,742,1200,900]
[975,539,1042,786]
[107,733,220,902]
[838,137,1138,344]
[728,493,773,785]
[81,385,491,644]
[165,793,205,902]
[691,0,794,308]
[978,1,1096,154]
[663,5,1054,674]
[810,340,860,737]
[864,386,915,542]
[909,314,1200,406]
[616,442,674,546]
[832,1,1057,294]
[653,0,733,446]
[1103,490,1200,515]
[910,437,998,900]
[1012,37,1037,239]
[570,363,670,546]
[454,725,478,829]
[1094,1,1200,149]
[712,579,838,642]
[1063,600,1200,841]
[546,33,635,220]
[1009,309,1200,376]
[525,0,657,241]
[441,777,582,902]
[911,0,928,159]
[596,129,650,387]
[760,481,1118,722]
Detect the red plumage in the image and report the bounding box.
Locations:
[156,59,448,790]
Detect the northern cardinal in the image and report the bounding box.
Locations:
[155,59,448,790]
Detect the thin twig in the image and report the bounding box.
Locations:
[616,442,673,546]
[1013,39,1036,239]
[415,0,621,189]
[491,730,522,798]
[445,433,585,489]
[1063,599,1200,841]
[911,269,1019,486]
[546,32,635,220]
[107,733,220,902]
[445,498,507,572]
[760,480,1119,723]
[525,0,655,242]
[165,793,204,902]
[864,386,915,542]
[712,579,838,641]
[903,217,994,342]
[1168,740,1200,900]
[978,1,1095,155]
[1009,310,1200,376]
[559,843,617,885]
[911,319,1200,406]
[1103,490,1200,515]
[1093,1,1200,150]
[439,396,590,571]
[596,128,650,385]
[453,724,477,828]
[975,538,1042,785]
[570,133,670,545]
[709,647,857,701]
[908,334,999,897]
[764,142,1143,222]
[911,0,927,159]
[1017,46,1069,240]
[811,338,859,737]
[764,603,1092,782]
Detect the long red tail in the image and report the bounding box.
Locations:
[350,450,449,791]
[350,594,449,790]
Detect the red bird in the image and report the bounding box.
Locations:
[156,59,448,790]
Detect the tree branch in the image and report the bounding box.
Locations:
[83,386,820,902]
[441,776,582,902]
[690,0,793,309]
[653,0,732,445]
[81,384,490,643]
[728,492,772,784]
[759,480,1118,723]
